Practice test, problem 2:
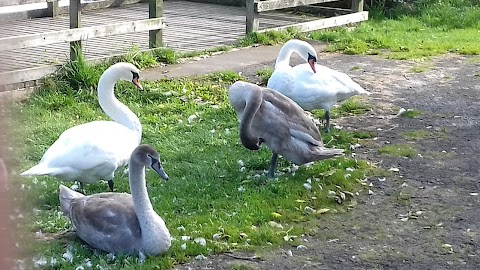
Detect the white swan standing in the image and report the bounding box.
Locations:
[267,39,371,133]
[21,62,143,192]
[59,144,171,256]
[228,81,344,177]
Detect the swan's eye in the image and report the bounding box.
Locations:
[307,53,317,63]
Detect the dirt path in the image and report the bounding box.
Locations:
[174,53,480,270]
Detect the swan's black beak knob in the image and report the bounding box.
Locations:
[307,53,317,74]
[151,159,169,180]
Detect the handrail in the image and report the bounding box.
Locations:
[0,0,47,8]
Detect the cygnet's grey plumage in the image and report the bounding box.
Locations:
[228,81,344,177]
[59,144,171,256]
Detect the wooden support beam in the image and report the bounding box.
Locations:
[255,0,336,12]
[0,18,165,51]
[351,0,364,12]
[291,5,353,16]
[70,0,81,61]
[149,0,163,48]
[258,11,368,33]
[246,0,259,33]
[46,0,59,17]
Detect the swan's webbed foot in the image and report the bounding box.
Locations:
[108,180,114,192]
[267,153,278,178]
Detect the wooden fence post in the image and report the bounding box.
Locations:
[246,0,259,34]
[47,0,59,17]
[70,0,81,61]
[351,0,364,12]
[149,0,163,48]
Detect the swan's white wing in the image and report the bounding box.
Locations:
[267,65,296,96]
[294,63,368,94]
[32,121,138,180]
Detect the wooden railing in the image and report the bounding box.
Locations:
[0,0,47,6]
[0,0,164,87]
[0,0,147,21]
[245,0,368,33]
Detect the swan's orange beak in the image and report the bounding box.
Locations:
[308,59,316,73]
[132,78,143,90]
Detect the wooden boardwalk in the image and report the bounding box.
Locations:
[0,0,318,85]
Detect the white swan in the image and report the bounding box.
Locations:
[267,39,371,132]
[228,81,344,177]
[21,62,143,192]
[59,144,171,256]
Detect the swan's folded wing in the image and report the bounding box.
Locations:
[289,129,321,146]
[40,121,138,171]
[70,193,141,253]
[262,88,311,119]
[262,88,322,141]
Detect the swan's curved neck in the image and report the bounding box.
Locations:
[274,40,313,69]
[128,163,170,242]
[97,73,142,142]
[275,44,296,69]
[239,87,262,146]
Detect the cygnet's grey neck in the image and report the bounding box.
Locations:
[97,72,142,141]
[128,161,171,254]
[128,162,154,214]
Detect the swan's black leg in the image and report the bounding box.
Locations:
[267,153,278,178]
[78,182,85,194]
[325,110,331,133]
[108,180,114,192]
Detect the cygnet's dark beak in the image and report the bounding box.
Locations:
[151,159,169,180]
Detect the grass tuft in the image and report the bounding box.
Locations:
[378,144,418,157]
[239,28,305,46]
[410,64,432,73]
[400,109,423,118]
[256,67,274,85]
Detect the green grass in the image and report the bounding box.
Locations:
[256,67,274,85]
[401,130,431,140]
[467,57,480,64]
[311,97,371,121]
[239,28,305,46]
[378,144,418,157]
[410,64,432,73]
[308,0,480,60]
[400,109,423,118]
[11,61,378,269]
[401,129,451,141]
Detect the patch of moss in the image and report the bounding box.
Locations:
[400,109,423,118]
[378,144,418,157]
